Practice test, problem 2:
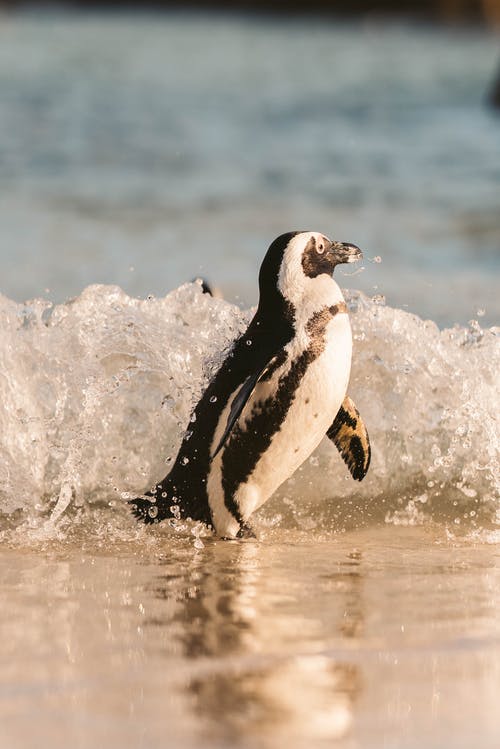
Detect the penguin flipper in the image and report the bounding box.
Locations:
[212,354,281,458]
[327,396,371,481]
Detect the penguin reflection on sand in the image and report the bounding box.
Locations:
[130,231,371,538]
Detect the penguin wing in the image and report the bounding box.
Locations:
[327,396,371,480]
[212,354,281,458]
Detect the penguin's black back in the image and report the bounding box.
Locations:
[130,233,298,526]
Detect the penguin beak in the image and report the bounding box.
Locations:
[329,241,363,265]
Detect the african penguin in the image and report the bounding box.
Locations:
[130,231,371,538]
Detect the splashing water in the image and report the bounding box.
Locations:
[0,282,498,544]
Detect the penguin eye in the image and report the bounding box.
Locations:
[317,243,325,255]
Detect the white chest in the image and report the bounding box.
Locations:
[207,306,352,537]
[252,311,352,488]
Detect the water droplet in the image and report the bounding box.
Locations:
[148,506,158,519]
[190,413,197,423]
[464,319,483,346]
[476,308,485,317]
[181,457,189,465]
[373,256,382,263]
[194,538,204,550]
[246,339,252,346]
[161,492,167,498]
[210,395,217,403]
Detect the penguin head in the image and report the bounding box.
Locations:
[296,231,362,278]
[258,231,362,315]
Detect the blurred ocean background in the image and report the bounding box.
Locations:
[0,10,499,326]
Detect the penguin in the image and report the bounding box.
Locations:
[130,231,371,538]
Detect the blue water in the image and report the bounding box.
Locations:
[0,10,499,326]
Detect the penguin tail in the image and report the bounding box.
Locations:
[129,485,213,528]
[128,495,170,525]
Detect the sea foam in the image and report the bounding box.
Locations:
[0,283,498,539]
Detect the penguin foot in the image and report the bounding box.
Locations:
[236,522,257,539]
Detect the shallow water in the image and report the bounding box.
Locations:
[1,527,500,749]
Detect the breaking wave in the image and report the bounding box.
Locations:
[0,282,498,544]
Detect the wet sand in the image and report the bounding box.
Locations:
[1,526,499,749]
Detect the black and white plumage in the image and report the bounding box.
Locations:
[130,231,371,538]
